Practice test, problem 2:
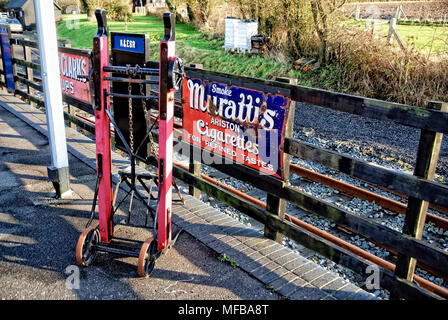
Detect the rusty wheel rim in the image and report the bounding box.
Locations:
[76,226,99,267]
[138,237,156,278]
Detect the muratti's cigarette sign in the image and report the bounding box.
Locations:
[58,48,91,105]
[182,77,291,179]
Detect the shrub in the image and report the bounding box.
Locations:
[165,0,320,59]
[58,0,82,13]
[327,26,448,107]
[82,0,133,21]
[104,0,133,21]
[0,0,8,11]
[228,0,318,58]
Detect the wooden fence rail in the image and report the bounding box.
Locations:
[1,37,447,300]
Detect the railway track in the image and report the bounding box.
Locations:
[289,162,448,283]
[289,163,448,230]
[198,162,448,299]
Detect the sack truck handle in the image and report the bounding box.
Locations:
[93,9,113,244]
[157,12,176,252]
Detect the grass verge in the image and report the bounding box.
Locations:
[57,13,302,80]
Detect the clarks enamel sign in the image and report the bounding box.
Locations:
[58,48,91,105]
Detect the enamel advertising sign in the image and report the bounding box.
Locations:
[0,25,15,92]
[58,47,92,105]
[182,77,291,180]
[111,33,146,54]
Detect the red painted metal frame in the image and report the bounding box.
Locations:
[157,13,176,251]
[93,10,113,244]
[91,10,177,251]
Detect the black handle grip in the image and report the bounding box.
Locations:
[95,9,108,37]
[163,12,175,42]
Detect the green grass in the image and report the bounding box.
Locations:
[56,14,298,80]
[57,14,201,51]
[344,18,448,54]
[218,254,239,268]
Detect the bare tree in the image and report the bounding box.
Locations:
[310,0,346,64]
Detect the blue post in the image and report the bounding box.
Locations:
[0,24,15,93]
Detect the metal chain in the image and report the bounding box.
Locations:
[140,81,158,158]
[139,81,150,137]
[126,64,134,154]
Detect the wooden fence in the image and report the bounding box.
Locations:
[1,36,448,300]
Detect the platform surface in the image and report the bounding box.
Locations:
[0,90,376,300]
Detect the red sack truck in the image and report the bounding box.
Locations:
[75,9,184,278]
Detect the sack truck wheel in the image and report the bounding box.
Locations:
[138,237,157,278]
[76,226,100,267]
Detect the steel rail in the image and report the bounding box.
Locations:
[290,163,448,230]
[74,113,115,135]
[372,183,448,217]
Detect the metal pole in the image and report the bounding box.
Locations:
[33,0,71,198]
[157,12,176,252]
[92,9,113,244]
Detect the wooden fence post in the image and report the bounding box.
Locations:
[394,5,402,20]
[264,77,297,243]
[355,5,361,21]
[387,17,406,52]
[394,101,448,288]
[188,63,203,199]
[62,43,78,131]
[0,46,3,86]
[22,40,36,107]
[9,33,17,94]
[388,18,397,45]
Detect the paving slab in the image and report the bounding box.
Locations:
[0,104,277,300]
